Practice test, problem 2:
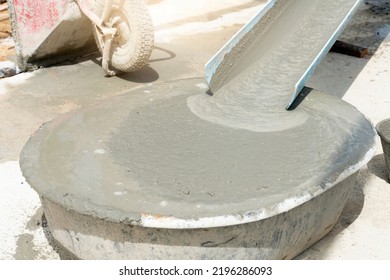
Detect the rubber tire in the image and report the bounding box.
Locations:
[92,0,154,72]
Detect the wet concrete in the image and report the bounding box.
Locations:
[20,78,376,229]
[19,77,376,258]
[14,0,384,259]
[193,0,363,131]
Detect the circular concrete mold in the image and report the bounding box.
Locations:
[376,118,390,182]
[20,78,376,259]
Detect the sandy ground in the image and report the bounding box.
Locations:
[0,0,389,259]
[0,2,14,62]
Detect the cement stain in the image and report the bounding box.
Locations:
[14,233,38,260]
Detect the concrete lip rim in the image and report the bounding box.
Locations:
[19,78,377,229]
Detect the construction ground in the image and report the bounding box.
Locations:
[0,0,389,259]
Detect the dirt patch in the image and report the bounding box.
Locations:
[0,2,15,61]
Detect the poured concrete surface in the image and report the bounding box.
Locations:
[20,78,375,258]
[0,0,390,259]
[20,78,375,227]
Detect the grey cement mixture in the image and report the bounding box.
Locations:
[20,78,376,229]
[191,0,363,132]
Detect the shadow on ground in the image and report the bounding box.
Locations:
[367,154,389,183]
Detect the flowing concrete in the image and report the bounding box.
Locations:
[19,78,376,258]
[192,0,363,133]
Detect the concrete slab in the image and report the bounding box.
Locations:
[0,0,389,259]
